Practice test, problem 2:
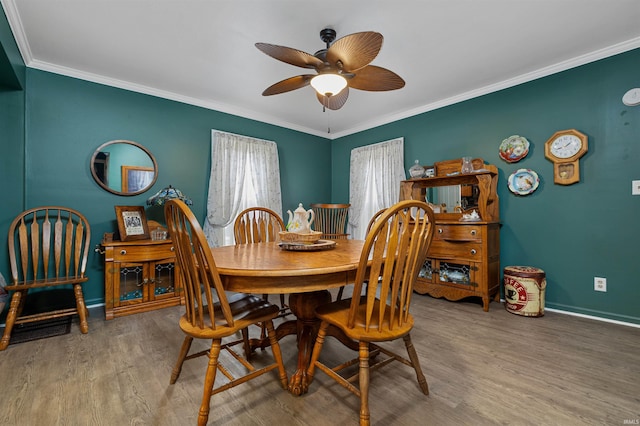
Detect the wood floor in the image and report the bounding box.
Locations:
[0,291,638,426]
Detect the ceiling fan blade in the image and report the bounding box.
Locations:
[256,43,324,69]
[348,65,405,91]
[262,75,314,96]
[326,32,383,72]
[316,87,349,110]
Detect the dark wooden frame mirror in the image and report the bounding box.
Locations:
[90,140,158,196]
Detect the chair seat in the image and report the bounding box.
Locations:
[7,276,89,290]
[315,296,414,342]
[178,293,280,339]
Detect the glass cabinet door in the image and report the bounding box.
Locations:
[152,260,177,297]
[117,262,147,303]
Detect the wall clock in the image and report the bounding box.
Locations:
[544,129,588,185]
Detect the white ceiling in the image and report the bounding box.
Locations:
[3,0,640,139]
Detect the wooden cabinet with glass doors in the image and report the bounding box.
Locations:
[400,157,500,311]
[101,239,184,319]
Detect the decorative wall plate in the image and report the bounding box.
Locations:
[499,135,530,163]
[508,169,539,196]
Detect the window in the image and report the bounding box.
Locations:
[203,130,283,247]
[347,137,406,240]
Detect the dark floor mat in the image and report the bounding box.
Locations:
[8,316,72,345]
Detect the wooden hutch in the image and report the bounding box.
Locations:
[400,157,500,311]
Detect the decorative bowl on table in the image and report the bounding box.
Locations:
[279,230,323,244]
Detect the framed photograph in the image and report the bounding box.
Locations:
[114,206,149,241]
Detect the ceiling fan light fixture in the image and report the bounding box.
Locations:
[310,73,347,97]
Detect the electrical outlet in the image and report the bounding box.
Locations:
[594,277,607,292]
[633,180,640,195]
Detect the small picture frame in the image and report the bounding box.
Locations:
[114,206,149,241]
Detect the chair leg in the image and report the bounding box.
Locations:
[259,294,269,341]
[241,327,251,359]
[73,284,89,334]
[0,291,23,351]
[358,341,371,426]
[0,291,27,350]
[170,336,194,384]
[305,321,329,384]
[403,334,429,395]
[264,319,288,389]
[198,339,221,426]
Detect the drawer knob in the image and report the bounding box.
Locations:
[170,246,175,252]
[470,249,477,255]
[438,228,443,234]
[470,229,477,236]
[120,249,127,255]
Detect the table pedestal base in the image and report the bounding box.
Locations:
[286,290,331,395]
[246,290,359,395]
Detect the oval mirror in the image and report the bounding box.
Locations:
[90,140,158,196]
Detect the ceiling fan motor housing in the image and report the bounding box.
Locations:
[319,28,337,46]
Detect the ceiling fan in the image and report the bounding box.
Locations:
[256,28,405,110]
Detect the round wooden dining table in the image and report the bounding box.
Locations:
[209,239,364,395]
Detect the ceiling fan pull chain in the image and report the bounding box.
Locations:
[324,98,331,133]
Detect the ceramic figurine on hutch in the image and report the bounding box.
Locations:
[287,203,315,233]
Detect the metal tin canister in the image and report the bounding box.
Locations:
[503,266,546,317]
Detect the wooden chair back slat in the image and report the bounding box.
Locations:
[53,212,63,278]
[30,218,40,280]
[42,212,52,278]
[348,201,435,332]
[74,220,86,279]
[310,203,350,239]
[165,199,234,331]
[63,212,74,278]
[16,219,28,283]
[233,207,285,244]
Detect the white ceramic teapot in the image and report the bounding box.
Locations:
[287,203,315,233]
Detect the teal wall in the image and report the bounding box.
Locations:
[1,6,638,324]
[0,7,25,280]
[332,49,640,325]
[18,69,331,304]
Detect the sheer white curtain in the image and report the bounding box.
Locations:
[347,137,406,240]
[127,170,153,192]
[203,130,283,247]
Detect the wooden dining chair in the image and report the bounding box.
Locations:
[306,200,436,426]
[0,206,91,351]
[164,200,288,426]
[233,207,289,317]
[310,203,350,240]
